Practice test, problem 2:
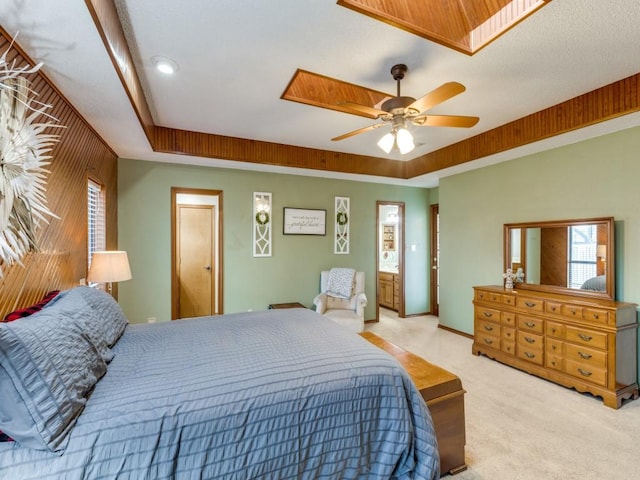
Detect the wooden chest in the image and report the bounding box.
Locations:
[360,331,467,476]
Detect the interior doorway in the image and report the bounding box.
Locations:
[171,188,223,319]
[430,204,440,316]
[376,201,405,321]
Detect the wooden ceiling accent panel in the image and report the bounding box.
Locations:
[85,0,155,144]
[0,29,118,318]
[406,73,640,177]
[153,126,406,178]
[281,69,392,119]
[86,1,632,182]
[337,0,551,54]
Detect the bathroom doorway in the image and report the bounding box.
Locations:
[376,201,405,321]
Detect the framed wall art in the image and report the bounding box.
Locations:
[283,208,326,235]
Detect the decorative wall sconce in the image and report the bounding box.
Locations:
[253,192,272,257]
[334,196,350,254]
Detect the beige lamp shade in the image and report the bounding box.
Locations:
[596,245,607,260]
[87,251,132,284]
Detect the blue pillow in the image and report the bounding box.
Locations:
[44,288,115,363]
[70,286,128,346]
[0,309,107,452]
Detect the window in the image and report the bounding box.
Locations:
[87,179,106,272]
[568,225,597,289]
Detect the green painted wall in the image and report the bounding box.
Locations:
[438,125,640,377]
[118,159,432,323]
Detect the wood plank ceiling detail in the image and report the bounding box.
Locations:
[85,0,639,181]
[337,0,552,55]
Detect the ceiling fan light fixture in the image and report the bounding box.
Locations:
[396,128,415,154]
[377,132,395,154]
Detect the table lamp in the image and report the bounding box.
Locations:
[87,251,132,295]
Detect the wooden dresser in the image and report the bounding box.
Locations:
[472,286,638,409]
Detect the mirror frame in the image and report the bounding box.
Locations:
[503,217,615,300]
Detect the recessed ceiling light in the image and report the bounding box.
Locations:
[152,56,178,75]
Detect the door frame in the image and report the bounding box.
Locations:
[430,204,439,316]
[171,187,223,319]
[375,201,405,321]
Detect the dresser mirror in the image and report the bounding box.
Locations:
[503,217,615,300]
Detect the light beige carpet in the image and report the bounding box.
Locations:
[366,309,640,479]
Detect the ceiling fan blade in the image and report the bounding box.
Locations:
[339,102,388,119]
[412,114,479,128]
[331,123,385,141]
[407,82,466,115]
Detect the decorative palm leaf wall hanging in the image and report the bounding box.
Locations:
[0,40,61,277]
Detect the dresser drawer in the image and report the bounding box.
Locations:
[565,326,607,350]
[502,311,516,327]
[546,338,564,356]
[546,301,562,315]
[583,307,608,325]
[517,296,544,313]
[502,326,516,343]
[545,352,564,371]
[475,332,500,351]
[502,340,516,355]
[517,315,544,334]
[476,307,501,323]
[477,318,500,336]
[517,345,544,366]
[488,292,502,303]
[518,331,544,350]
[561,304,583,320]
[565,360,607,387]
[565,344,607,369]
[502,295,515,306]
[546,320,565,339]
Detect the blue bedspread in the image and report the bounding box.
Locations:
[0,309,439,479]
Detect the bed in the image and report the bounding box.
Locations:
[0,286,439,479]
[580,274,606,292]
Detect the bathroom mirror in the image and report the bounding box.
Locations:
[504,217,615,300]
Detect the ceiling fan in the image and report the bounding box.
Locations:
[332,64,479,154]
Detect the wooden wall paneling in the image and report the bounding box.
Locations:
[406,73,640,179]
[153,126,407,179]
[0,29,117,318]
[540,227,567,287]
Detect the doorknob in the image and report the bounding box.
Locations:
[204,265,212,271]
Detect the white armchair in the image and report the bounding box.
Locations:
[313,271,367,333]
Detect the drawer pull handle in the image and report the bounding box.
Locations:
[484,338,494,345]
[593,314,599,319]
[570,309,576,315]
[484,325,494,331]
[578,368,592,377]
[578,351,592,360]
[524,336,536,344]
[483,312,493,318]
[552,345,557,350]
[524,352,536,359]
[578,333,593,342]
[550,306,557,311]
[525,302,537,308]
[524,321,536,328]
[551,361,556,366]
[551,328,557,334]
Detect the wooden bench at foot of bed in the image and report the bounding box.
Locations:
[360,332,467,476]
